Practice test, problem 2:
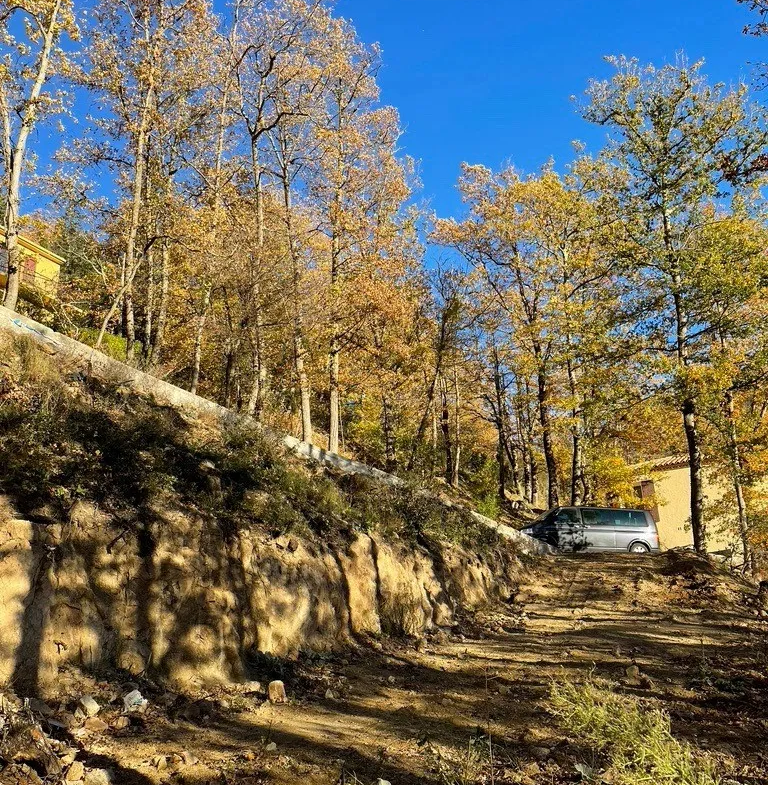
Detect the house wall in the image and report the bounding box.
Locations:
[653,466,739,555]
[0,231,62,299]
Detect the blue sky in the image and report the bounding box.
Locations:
[324,0,764,219]
[22,1,767,223]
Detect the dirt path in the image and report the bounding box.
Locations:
[11,553,768,785]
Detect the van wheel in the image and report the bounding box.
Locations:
[629,542,650,554]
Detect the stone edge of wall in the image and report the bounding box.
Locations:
[0,305,553,557]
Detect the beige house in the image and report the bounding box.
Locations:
[634,455,739,557]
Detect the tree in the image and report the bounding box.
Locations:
[583,56,768,553]
[1,0,78,311]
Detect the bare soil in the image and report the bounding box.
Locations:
[3,552,768,785]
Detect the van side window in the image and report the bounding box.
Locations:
[582,508,602,525]
[595,510,646,527]
[555,508,580,523]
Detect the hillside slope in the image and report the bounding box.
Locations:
[0,327,534,698]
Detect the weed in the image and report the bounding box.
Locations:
[550,678,720,785]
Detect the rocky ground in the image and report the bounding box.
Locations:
[2,551,767,785]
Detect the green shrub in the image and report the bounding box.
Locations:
[550,679,720,785]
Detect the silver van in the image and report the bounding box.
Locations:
[520,506,660,554]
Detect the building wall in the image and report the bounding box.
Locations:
[0,231,62,300]
[653,466,739,555]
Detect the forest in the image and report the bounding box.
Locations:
[3,0,768,571]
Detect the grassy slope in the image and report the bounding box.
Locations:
[0,333,502,554]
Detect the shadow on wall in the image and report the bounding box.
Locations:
[0,385,523,697]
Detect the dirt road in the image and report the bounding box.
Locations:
[6,553,768,785]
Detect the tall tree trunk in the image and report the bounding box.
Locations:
[566,356,586,505]
[382,394,397,472]
[529,450,539,509]
[724,390,753,573]
[245,302,268,418]
[496,428,507,502]
[407,301,453,471]
[190,284,212,396]
[683,399,705,553]
[122,73,154,362]
[666,210,706,553]
[142,244,155,364]
[147,240,170,370]
[451,365,461,489]
[2,0,62,311]
[328,218,342,452]
[282,176,313,443]
[536,364,560,508]
[440,377,454,485]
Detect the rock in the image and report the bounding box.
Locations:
[27,699,53,716]
[498,684,511,696]
[376,780,392,785]
[66,761,85,782]
[625,664,641,679]
[531,746,551,760]
[83,717,109,733]
[181,751,199,766]
[387,676,396,685]
[84,770,112,785]
[265,742,278,752]
[57,712,78,729]
[123,689,148,713]
[268,681,287,703]
[77,696,100,718]
[59,749,77,766]
[152,755,167,771]
[242,681,262,694]
[325,689,337,700]
[111,716,130,730]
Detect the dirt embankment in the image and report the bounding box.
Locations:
[0,497,525,696]
[1,551,766,785]
[0,332,530,698]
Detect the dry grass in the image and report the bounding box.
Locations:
[550,678,720,785]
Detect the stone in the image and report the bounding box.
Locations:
[83,717,109,733]
[265,742,278,752]
[242,681,262,694]
[325,689,337,700]
[56,712,78,729]
[27,698,53,716]
[376,780,392,785]
[498,684,511,696]
[84,770,112,785]
[387,676,396,685]
[152,755,167,771]
[111,717,130,730]
[268,681,287,703]
[59,749,77,766]
[531,746,551,760]
[66,761,85,782]
[77,696,100,718]
[625,664,641,679]
[123,689,148,712]
[181,751,199,766]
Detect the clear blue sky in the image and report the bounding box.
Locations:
[326,0,764,219]
[26,1,767,222]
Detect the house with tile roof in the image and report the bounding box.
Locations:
[0,228,64,310]
[633,454,739,558]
